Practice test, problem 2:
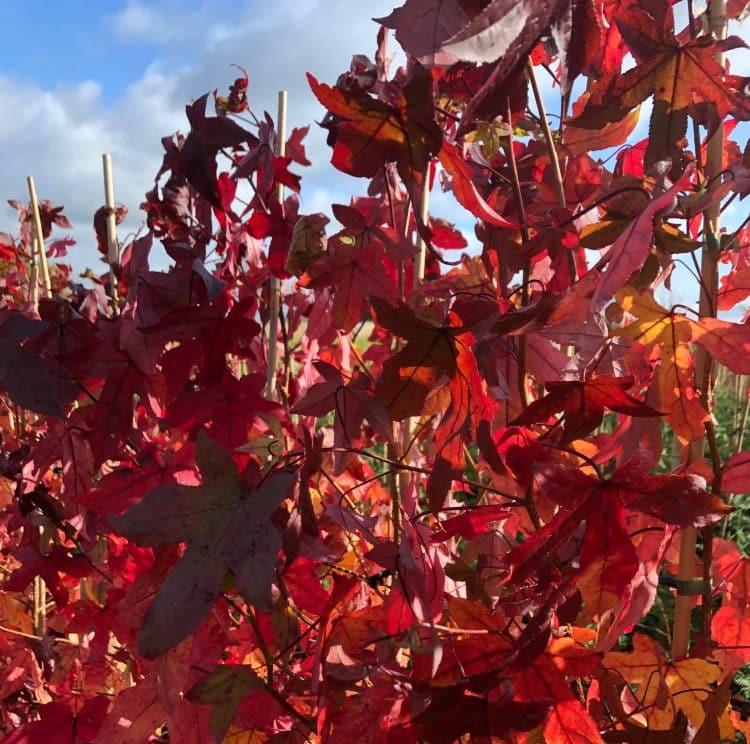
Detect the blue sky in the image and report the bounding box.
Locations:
[3,3,160,100]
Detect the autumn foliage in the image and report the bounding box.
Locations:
[3,0,750,741]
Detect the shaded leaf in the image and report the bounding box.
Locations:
[111,432,294,658]
[187,665,263,743]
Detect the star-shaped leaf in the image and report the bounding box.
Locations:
[571,3,750,130]
[292,360,393,474]
[308,63,441,201]
[111,432,295,658]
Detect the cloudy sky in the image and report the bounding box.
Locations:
[0,0,405,269]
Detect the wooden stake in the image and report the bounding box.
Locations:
[413,171,431,288]
[28,236,39,312]
[671,0,727,659]
[102,154,120,304]
[26,176,50,635]
[26,176,51,300]
[265,90,287,400]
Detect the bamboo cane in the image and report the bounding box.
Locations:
[265,90,288,400]
[26,176,50,636]
[102,154,120,305]
[413,173,430,289]
[27,177,51,299]
[671,0,727,658]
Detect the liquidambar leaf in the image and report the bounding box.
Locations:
[187,665,263,743]
[307,64,441,199]
[602,633,721,731]
[570,2,750,129]
[111,432,294,658]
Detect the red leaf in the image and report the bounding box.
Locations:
[4,545,91,608]
[111,433,295,657]
[5,697,108,744]
[164,371,277,450]
[690,316,750,375]
[592,167,694,311]
[513,657,605,744]
[292,361,393,474]
[439,140,517,228]
[578,492,639,617]
[0,310,63,418]
[513,375,662,445]
[308,63,441,200]
[298,225,402,332]
[571,1,750,128]
[441,0,565,73]
[376,0,468,67]
[722,451,750,493]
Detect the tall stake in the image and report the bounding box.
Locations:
[671,0,727,658]
[265,90,287,400]
[27,176,51,301]
[102,154,120,306]
[392,174,432,537]
[26,175,50,636]
[413,174,430,288]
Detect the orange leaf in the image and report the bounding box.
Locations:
[615,287,708,443]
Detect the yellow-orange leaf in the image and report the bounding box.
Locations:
[614,287,708,443]
[602,633,721,730]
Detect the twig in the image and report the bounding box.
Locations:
[265,90,287,400]
[501,102,530,409]
[526,60,576,283]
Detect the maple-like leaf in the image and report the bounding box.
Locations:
[721,451,750,494]
[375,0,469,67]
[5,698,109,744]
[440,0,565,71]
[620,469,730,528]
[570,2,750,129]
[577,491,639,617]
[614,287,709,443]
[77,442,199,518]
[438,140,517,228]
[372,298,483,421]
[4,545,91,608]
[371,298,486,510]
[233,112,301,203]
[111,432,295,658]
[513,375,661,446]
[163,371,277,450]
[94,677,167,743]
[513,646,605,743]
[602,632,722,731]
[591,167,694,312]
[307,63,441,201]
[0,310,63,417]
[164,93,257,210]
[187,665,263,743]
[711,541,750,673]
[563,91,640,156]
[292,361,392,474]
[689,316,750,376]
[298,204,408,331]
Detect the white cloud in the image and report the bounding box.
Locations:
[113,2,161,41]
[0,0,402,270]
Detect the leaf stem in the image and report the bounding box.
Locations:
[501,102,531,413]
[247,605,275,687]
